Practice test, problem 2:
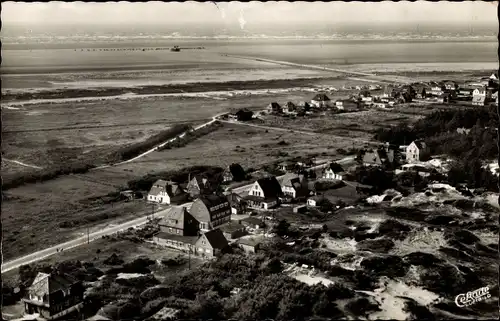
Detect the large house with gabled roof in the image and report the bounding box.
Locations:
[406,140,429,163]
[311,93,332,108]
[278,173,308,199]
[147,180,187,204]
[245,176,283,210]
[23,272,84,320]
[189,195,231,231]
[323,163,346,181]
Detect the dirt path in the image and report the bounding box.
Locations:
[3,158,43,169]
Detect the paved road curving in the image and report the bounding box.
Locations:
[1,156,355,273]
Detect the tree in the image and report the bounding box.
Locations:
[274,220,290,237]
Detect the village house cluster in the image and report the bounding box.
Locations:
[140,133,437,260]
[252,72,499,118]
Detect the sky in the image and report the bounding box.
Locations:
[2,1,498,28]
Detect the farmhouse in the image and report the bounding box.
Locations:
[186,175,211,198]
[323,163,345,181]
[194,229,229,259]
[23,272,84,320]
[430,85,445,97]
[444,81,458,91]
[267,102,283,114]
[283,102,297,114]
[147,180,186,204]
[189,195,232,231]
[245,176,283,210]
[279,173,308,199]
[406,140,429,163]
[311,93,332,108]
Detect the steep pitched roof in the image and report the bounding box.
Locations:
[285,101,296,108]
[326,162,345,174]
[362,150,382,165]
[268,102,282,109]
[198,194,228,210]
[312,93,330,101]
[256,176,283,198]
[202,229,228,249]
[413,141,427,150]
[29,272,79,297]
[159,206,192,230]
[149,180,182,197]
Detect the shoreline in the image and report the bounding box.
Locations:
[1,76,344,103]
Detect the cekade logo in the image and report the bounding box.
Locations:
[455,286,491,307]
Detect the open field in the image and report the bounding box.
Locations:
[1,174,162,260]
[254,108,427,140]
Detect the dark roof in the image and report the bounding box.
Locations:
[312,93,330,101]
[203,229,228,249]
[149,180,182,196]
[327,162,345,173]
[236,108,253,114]
[256,176,283,198]
[412,141,427,149]
[285,101,296,107]
[198,194,229,209]
[155,232,198,245]
[268,102,282,109]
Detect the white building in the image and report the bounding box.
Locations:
[322,163,345,181]
[311,93,332,108]
[148,179,178,204]
[406,141,428,163]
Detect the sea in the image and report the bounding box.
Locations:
[2,24,498,93]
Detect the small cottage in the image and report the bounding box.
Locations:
[311,93,332,108]
[219,221,247,240]
[307,196,322,207]
[279,173,308,199]
[283,102,297,114]
[406,141,429,163]
[237,237,262,254]
[245,176,283,210]
[147,180,187,205]
[278,161,295,172]
[226,192,247,215]
[267,102,283,114]
[323,163,345,181]
[194,229,228,259]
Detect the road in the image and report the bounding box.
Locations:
[1,203,188,273]
[1,156,354,273]
[222,54,411,84]
[218,119,385,146]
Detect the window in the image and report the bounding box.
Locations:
[176,229,180,234]
[169,228,172,233]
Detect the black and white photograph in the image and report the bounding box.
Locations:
[1,1,499,320]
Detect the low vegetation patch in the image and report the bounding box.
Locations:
[109,124,192,162]
[158,121,223,151]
